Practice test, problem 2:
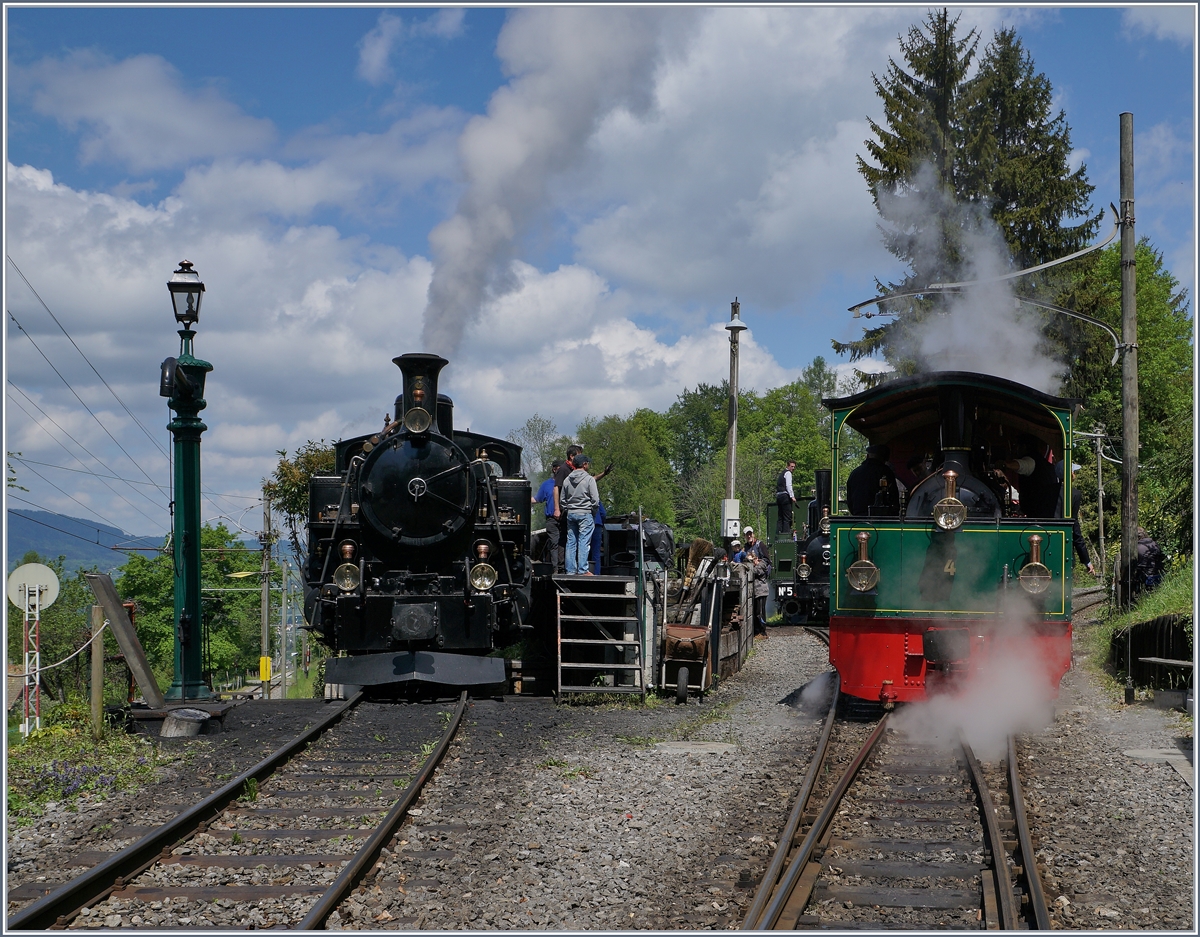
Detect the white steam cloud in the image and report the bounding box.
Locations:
[892,593,1061,760]
[421,8,677,355]
[878,163,1064,394]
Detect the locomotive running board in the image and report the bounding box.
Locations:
[324,650,506,690]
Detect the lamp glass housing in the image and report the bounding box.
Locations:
[333,562,361,592]
[469,562,498,592]
[168,261,205,325]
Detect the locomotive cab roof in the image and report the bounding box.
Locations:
[822,370,1081,453]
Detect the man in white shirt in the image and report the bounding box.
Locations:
[775,459,797,534]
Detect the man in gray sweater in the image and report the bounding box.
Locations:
[561,453,601,575]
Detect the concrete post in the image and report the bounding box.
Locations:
[90,604,104,738]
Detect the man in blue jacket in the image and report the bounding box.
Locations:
[532,460,562,565]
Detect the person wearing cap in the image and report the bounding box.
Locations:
[1002,435,1058,519]
[561,453,601,575]
[846,444,898,516]
[532,460,563,565]
[1055,461,1095,576]
[742,526,771,637]
[730,539,744,563]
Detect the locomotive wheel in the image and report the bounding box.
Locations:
[676,666,689,704]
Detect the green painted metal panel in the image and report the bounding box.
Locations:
[829,519,1073,619]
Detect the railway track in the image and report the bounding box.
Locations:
[743,680,1050,930]
[8,693,467,931]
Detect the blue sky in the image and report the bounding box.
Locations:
[3,5,1195,539]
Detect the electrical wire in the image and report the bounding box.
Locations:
[8,308,164,486]
[8,383,168,528]
[9,455,259,499]
[10,459,129,532]
[7,254,170,459]
[7,498,149,550]
[9,621,109,678]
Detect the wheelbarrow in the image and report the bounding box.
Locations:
[661,624,711,703]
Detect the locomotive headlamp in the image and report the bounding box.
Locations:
[333,562,361,592]
[846,531,880,592]
[403,407,432,433]
[469,562,498,592]
[797,557,812,581]
[1018,534,1052,594]
[933,470,967,531]
[819,508,831,535]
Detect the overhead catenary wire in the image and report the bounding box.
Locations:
[7,498,151,551]
[8,308,164,488]
[6,254,170,459]
[8,382,169,528]
[10,455,260,500]
[10,459,129,533]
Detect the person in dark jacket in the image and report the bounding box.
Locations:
[742,527,771,638]
[847,445,898,516]
[1003,436,1058,518]
[1055,461,1096,577]
[1135,527,1165,592]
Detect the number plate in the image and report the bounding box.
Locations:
[776,583,794,598]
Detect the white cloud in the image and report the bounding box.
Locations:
[1122,6,1195,45]
[11,51,276,171]
[357,10,467,86]
[448,261,795,434]
[357,13,406,85]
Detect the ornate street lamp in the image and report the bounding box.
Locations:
[161,260,214,700]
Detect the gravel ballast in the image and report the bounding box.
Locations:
[6,620,1193,930]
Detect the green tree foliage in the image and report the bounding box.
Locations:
[116,525,271,687]
[7,451,28,491]
[841,13,1097,369]
[1055,241,1194,555]
[266,441,335,555]
[506,413,564,482]
[961,28,1097,269]
[576,410,677,524]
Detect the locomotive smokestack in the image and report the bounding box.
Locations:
[392,353,449,434]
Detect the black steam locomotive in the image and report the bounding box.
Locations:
[779,468,833,626]
[304,353,532,693]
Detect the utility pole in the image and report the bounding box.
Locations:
[722,300,748,547]
[281,558,290,701]
[1095,425,1106,579]
[1119,112,1139,705]
[91,605,104,738]
[260,490,272,700]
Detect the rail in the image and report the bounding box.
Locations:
[741,672,839,929]
[7,692,364,930]
[298,690,468,929]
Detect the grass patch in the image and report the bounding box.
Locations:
[673,698,736,740]
[285,661,321,699]
[6,703,158,824]
[1080,558,1193,699]
[1082,558,1193,662]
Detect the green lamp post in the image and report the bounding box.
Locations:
[161,260,214,700]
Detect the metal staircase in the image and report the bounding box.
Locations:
[554,575,644,697]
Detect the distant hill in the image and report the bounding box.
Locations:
[6,510,164,577]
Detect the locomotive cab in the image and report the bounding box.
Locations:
[820,372,1079,706]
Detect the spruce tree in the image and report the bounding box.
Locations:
[840,13,1099,371]
[962,28,1098,269]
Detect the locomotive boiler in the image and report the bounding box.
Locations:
[304,353,531,693]
[819,372,1078,706]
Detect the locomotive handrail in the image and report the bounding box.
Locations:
[316,455,363,587]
